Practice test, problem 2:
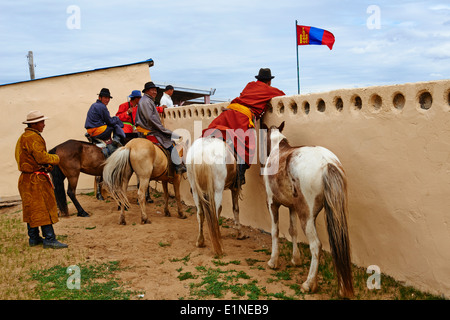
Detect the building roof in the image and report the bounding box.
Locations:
[0,59,154,87]
[155,84,217,105]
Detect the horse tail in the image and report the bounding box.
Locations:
[102,146,132,209]
[48,147,69,216]
[50,163,69,216]
[192,162,224,256]
[322,162,354,298]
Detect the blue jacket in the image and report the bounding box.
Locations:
[85,100,122,129]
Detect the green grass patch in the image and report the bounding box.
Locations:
[29,261,141,300]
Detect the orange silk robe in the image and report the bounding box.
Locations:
[15,128,60,227]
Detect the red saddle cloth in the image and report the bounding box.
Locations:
[145,134,160,145]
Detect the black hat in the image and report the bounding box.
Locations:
[165,85,174,91]
[255,68,275,81]
[98,88,113,99]
[142,81,158,92]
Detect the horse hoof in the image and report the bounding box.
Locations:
[267,259,278,269]
[236,232,249,240]
[141,219,151,224]
[178,213,187,219]
[77,211,90,217]
[164,210,171,217]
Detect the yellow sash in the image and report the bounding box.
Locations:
[136,126,151,135]
[227,103,255,128]
[86,125,107,137]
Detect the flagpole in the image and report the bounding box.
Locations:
[296,20,300,94]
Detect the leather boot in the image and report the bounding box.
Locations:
[41,224,68,249]
[27,223,44,247]
[174,162,187,174]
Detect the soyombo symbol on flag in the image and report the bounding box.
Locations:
[296,25,335,50]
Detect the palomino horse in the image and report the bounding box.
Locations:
[262,121,353,298]
[49,140,105,217]
[102,138,186,225]
[186,136,246,256]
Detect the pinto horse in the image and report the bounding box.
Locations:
[262,121,353,298]
[185,136,247,256]
[102,138,186,225]
[49,140,105,217]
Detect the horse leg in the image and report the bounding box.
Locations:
[95,176,104,200]
[192,189,205,248]
[267,201,281,269]
[173,176,186,219]
[231,188,246,239]
[135,177,150,224]
[301,216,321,293]
[289,208,302,266]
[67,176,89,217]
[162,181,170,217]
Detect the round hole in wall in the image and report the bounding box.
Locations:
[278,101,285,114]
[317,99,326,112]
[303,101,310,115]
[351,95,362,110]
[183,110,186,118]
[393,93,405,110]
[370,94,382,110]
[418,91,432,110]
[289,101,298,114]
[201,108,205,117]
[194,109,199,117]
[188,109,192,118]
[207,109,212,118]
[167,111,171,119]
[213,108,219,116]
[334,97,343,112]
[172,111,177,119]
[177,110,182,118]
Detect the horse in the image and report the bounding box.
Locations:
[101,137,186,225]
[49,140,105,217]
[185,136,246,257]
[262,121,354,298]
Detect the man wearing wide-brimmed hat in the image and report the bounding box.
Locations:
[15,111,68,249]
[85,88,126,146]
[135,81,186,174]
[202,68,285,187]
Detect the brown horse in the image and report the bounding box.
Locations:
[49,140,105,217]
[102,138,186,225]
[262,121,353,298]
[185,136,246,256]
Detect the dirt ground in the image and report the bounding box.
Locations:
[55,189,327,300]
[2,187,431,301]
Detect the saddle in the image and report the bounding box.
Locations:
[85,133,119,158]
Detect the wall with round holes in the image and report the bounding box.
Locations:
[162,79,450,298]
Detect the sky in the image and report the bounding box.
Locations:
[0,0,449,101]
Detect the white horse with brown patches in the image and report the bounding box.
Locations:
[262,121,354,298]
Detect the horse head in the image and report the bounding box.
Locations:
[261,121,286,156]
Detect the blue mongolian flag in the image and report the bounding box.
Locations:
[296,25,335,50]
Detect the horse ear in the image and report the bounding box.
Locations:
[278,121,285,133]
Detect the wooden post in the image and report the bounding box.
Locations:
[27,51,35,80]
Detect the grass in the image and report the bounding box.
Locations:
[172,235,446,301]
[29,261,141,300]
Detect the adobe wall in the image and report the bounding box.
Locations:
[162,80,450,298]
[1,62,151,200]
